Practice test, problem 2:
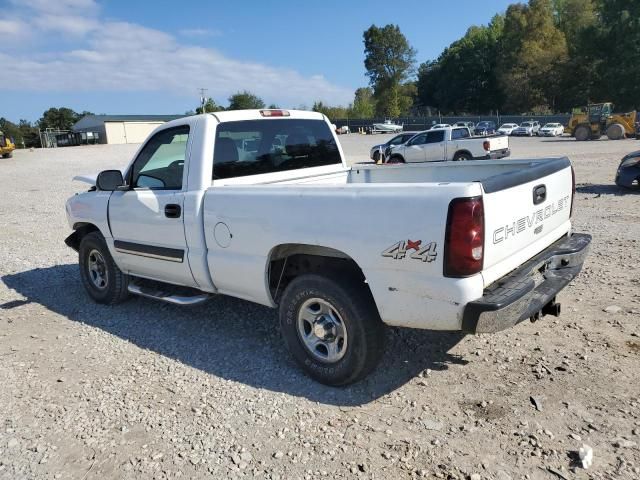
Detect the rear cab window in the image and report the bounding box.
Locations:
[213,119,340,180]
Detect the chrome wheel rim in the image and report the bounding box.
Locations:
[87,249,108,290]
[297,298,348,363]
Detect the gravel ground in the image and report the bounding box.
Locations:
[1,135,639,480]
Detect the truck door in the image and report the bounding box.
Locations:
[422,130,447,161]
[108,125,197,287]
[402,132,427,162]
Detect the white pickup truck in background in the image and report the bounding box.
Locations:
[65,110,590,386]
[386,126,510,163]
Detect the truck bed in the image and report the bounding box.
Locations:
[204,157,573,330]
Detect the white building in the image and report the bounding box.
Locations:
[72,114,183,144]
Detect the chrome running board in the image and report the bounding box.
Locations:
[127,283,211,306]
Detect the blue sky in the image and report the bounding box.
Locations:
[0,0,513,122]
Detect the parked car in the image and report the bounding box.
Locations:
[64,109,590,386]
[369,131,419,162]
[512,121,541,136]
[454,121,475,129]
[615,150,640,188]
[474,121,497,136]
[430,123,451,130]
[386,126,509,162]
[539,123,564,137]
[497,123,519,135]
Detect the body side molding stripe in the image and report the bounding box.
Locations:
[114,240,184,263]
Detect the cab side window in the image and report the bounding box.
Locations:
[408,133,427,145]
[451,128,469,140]
[130,126,190,190]
[425,130,445,143]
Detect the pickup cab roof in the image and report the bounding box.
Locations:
[208,109,325,123]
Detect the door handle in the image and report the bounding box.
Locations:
[164,204,181,218]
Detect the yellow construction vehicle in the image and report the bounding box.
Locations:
[0,130,16,158]
[567,102,637,141]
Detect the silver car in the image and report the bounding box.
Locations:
[369,131,419,162]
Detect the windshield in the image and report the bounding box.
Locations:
[477,122,493,128]
[521,122,532,127]
[213,119,341,180]
[543,123,559,128]
[500,124,515,129]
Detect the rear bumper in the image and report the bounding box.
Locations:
[476,148,510,160]
[462,233,591,334]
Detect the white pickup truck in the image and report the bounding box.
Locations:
[386,126,510,163]
[65,109,590,386]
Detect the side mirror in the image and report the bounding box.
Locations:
[96,170,125,191]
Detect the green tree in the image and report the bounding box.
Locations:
[351,87,375,118]
[228,91,266,110]
[590,0,640,110]
[38,107,86,130]
[417,15,504,114]
[312,101,349,120]
[497,0,568,112]
[0,118,40,148]
[196,97,224,114]
[363,24,416,117]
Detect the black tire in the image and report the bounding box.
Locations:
[372,151,380,162]
[2,152,12,158]
[78,231,130,304]
[278,274,385,386]
[453,152,472,161]
[387,155,405,164]
[574,124,591,141]
[606,123,625,140]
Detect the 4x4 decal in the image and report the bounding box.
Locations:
[382,240,437,263]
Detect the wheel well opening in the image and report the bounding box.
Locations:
[67,223,100,251]
[268,244,368,304]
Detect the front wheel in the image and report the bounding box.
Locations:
[2,152,12,158]
[278,274,385,386]
[386,155,405,164]
[79,231,130,304]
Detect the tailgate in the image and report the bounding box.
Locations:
[481,158,573,287]
[488,135,508,151]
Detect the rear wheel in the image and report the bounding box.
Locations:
[2,152,12,158]
[278,274,385,386]
[574,124,591,141]
[606,123,626,140]
[79,232,130,304]
[453,152,472,161]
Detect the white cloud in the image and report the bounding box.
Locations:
[9,0,98,13]
[0,12,353,107]
[33,14,99,36]
[0,19,28,36]
[179,28,223,38]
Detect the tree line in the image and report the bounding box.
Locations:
[319,0,640,119]
[0,107,94,149]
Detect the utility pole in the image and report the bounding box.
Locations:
[198,88,208,111]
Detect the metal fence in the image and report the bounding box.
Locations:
[334,114,571,132]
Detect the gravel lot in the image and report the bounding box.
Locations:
[1,135,639,479]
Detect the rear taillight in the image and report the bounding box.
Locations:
[483,140,490,152]
[570,164,576,217]
[444,197,484,277]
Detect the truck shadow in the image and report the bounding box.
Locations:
[2,264,468,407]
[576,183,639,195]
